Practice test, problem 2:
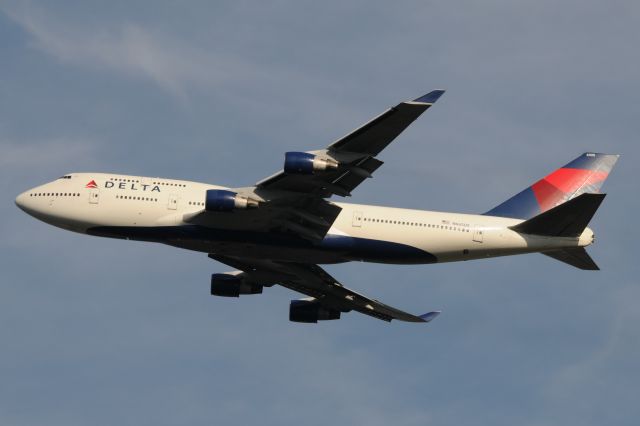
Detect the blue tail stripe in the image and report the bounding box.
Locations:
[563,153,619,172]
[484,186,541,219]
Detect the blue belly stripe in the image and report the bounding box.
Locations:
[87,225,437,264]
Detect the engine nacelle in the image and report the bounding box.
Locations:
[289,299,341,323]
[284,152,339,174]
[205,189,259,212]
[211,272,263,297]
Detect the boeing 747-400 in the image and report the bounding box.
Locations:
[15,91,619,323]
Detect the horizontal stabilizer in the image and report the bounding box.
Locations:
[510,193,605,237]
[542,247,599,270]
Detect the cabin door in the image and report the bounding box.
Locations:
[352,211,363,227]
[168,194,178,210]
[89,189,100,204]
[473,227,484,243]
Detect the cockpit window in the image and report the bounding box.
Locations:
[58,175,72,179]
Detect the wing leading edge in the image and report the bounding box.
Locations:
[185,90,446,243]
[256,90,446,198]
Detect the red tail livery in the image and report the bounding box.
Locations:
[485,153,619,219]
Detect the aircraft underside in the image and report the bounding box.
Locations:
[87,225,439,265]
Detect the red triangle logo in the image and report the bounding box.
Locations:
[85,180,98,189]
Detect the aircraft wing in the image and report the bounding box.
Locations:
[209,254,441,323]
[255,90,445,198]
[184,193,342,242]
[187,91,445,242]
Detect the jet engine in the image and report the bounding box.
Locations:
[205,189,259,212]
[211,272,263,297]
[284,152,339,174]
[289,299,341,323]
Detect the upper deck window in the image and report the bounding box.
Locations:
[57,175,72,179]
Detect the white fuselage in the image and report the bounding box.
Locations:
[15,173,594,265]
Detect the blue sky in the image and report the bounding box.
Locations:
[1,1,638,425]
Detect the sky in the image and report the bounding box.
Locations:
[1,1,639,425]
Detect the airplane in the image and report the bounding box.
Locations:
[14,90,619,324]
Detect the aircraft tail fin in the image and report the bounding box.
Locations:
[484,153,619,219]
[509,193,605,237]
[542,247,599,270]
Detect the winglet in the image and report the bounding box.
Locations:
[412,90,446,104]
[419,311,441,322]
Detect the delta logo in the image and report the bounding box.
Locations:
[85,179,161,192]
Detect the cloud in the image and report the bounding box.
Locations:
[3,4,249,99]
[533,283,640,425]
[0,138,97,171]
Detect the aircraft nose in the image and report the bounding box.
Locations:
[15,191,28,211]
